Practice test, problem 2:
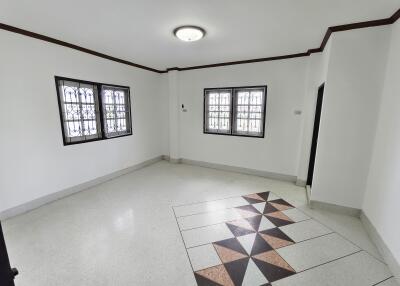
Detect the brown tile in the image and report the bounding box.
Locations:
[259,228,294,243]
[266,211,292,222]
[268,199,294,211]
[196,264,235,286]
[214,244,248,263]
[259,233,294,249]
[244,193,265,202]
[270,199,294,207]
[252,251,295,272]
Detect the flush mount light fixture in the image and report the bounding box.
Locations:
[174,26,205,42]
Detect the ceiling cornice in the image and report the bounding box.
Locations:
[166,8,400,72]
[0,22,164,73]
[0,8,399,74]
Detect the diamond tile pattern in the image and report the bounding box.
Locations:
[177,191,393,286]
[175,192,300,285]
[174,191,394,286]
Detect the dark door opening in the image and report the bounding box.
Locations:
[0,222,18,286]
[307,83,324,187]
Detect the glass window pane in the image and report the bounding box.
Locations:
[57,78,102,143]
[233,87,265,137]
[101,86,131,138]
[205,89,232,134]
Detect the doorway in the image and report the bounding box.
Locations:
[0,222,18,286]
[307,83,324,187]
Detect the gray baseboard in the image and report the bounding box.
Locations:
[0,156,163,220]
[180,158,296,183]
[161,155,181,163]
[161,155,170,161]
[309,199,361,217]
[296,179,307,187]
[361,211,400,281]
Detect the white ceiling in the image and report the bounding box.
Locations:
[0,0,399,70]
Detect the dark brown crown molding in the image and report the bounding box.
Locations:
[168,8,400,72]
[165,52,310,72]
[0,8,399,74]
[0,22,164,73]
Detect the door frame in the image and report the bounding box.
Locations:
[307,83,325,187]
[0,222,17,286]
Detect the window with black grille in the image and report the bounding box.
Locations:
[55,77,132,145]
[204,89,232,134]
[101,85,132,138]
[204,86,266,138]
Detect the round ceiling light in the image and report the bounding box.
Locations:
[174,26,205,42]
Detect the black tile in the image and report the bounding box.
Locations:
[244,215,262,231]
[259,227,294,243]
[214,238,248,256]
[226,223,256,237]
[257,192,271,201]
[252,258,295,282]
[250,234,273,255]
[224,257,250,286]
[265,215,294,227]
[194,273,222,286]
[236,204,261,214]
[263,203,279,214]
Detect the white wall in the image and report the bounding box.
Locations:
[310,26,391,209]
[363,20,400,268]
[1,21,397,218]
[175,59,308,176]
[159,74,170,156]
[168,71,180,159]
[0,30,164,213]
[296,39,332,183]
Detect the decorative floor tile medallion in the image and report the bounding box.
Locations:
[173,191,368,286]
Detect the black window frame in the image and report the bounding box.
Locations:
[203,85,267,138]
[55,76,132,146]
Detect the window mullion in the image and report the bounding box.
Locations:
[113,89,118,134]
[98,84,106,139]
[76,82,86,140]
[247,91,251,135]
[231,89,235,135]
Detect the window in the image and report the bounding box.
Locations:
[204,89,232,134]
[101,85,132,138]
[204,86,267,137]
[55,77,132,145]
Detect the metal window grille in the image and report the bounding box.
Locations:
[232,87,266,137]
[203,86,266,138]
[101,85,132,138]
[55,77,132,145]
[204,89,232,134]
[56,79,102,144]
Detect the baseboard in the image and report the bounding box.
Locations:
[296,179,307,187]
[309,199,361,217]
[180,158,297,183]
[161,155,170,161]
[161,155,181,163]
[0,156,163,220]
[361,211,400,281]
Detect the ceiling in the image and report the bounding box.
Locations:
[0,0,399,70]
